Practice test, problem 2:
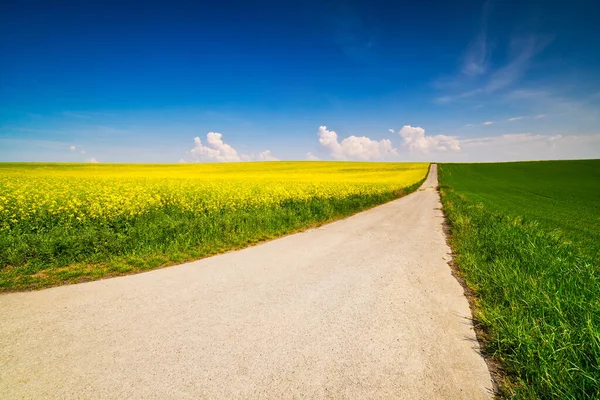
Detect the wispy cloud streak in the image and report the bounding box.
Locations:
[434,1,552,104]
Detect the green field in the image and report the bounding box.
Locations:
[0,162,428,291]
[439,160,600,399]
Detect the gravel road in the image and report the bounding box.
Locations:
[0,164,493,399]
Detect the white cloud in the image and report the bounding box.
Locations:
[461,0,492,77]
[391,130,599,162]
[434,96,452,104]
[483,36,551,93]
[462,32,489,76]
[483,121,493,125]
[80,150,85,154]
[465,124,474,127]
[459,133,600,162]
[507,88,595,121]
[436,31,552,103]
[388,129,394,133]
[178,158,186,164]
[305,152,319,161]
[190,132,277,162]
[191,132,242,162]
[257,150,279,161]
[318,126,398,160]
[398,125,461,153]
[63,111,93,120]
[69,145,76,151]
[86,157,98,163]
[547,134,562,144]
[508,116,525,121]
[62,111,113,119]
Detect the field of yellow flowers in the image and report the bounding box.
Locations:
[0,162,428,290]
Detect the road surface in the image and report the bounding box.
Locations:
[0,164,493,399]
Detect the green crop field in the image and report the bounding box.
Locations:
[439,160,600,399]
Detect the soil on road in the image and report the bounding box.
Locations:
[0,164,493,399]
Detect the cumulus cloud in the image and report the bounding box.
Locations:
[388,129,394,133]
[257,150,279,161]
[69,145,76,151]
[190,132,277,162]
[86,157,98,163]
[398,125,461,153]
[483,121,493,125]
[191,132,242,162]
[318,126,398,160]
[178,158,186,164]
[306,152,319,161]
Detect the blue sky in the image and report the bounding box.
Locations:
[1,0,599,162]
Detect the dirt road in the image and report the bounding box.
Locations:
[0,165,492,399]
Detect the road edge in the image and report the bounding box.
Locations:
[436,170,504,398]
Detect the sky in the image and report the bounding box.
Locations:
[1,0,600,163]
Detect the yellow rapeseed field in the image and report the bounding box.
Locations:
[0,162,428,230]
[0,161,428,290]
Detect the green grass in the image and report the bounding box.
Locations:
[0,165,428,291]
[439,160,600,399]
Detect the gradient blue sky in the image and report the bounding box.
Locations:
[1,0,599,162]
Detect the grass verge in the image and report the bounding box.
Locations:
[439,161,599,399]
